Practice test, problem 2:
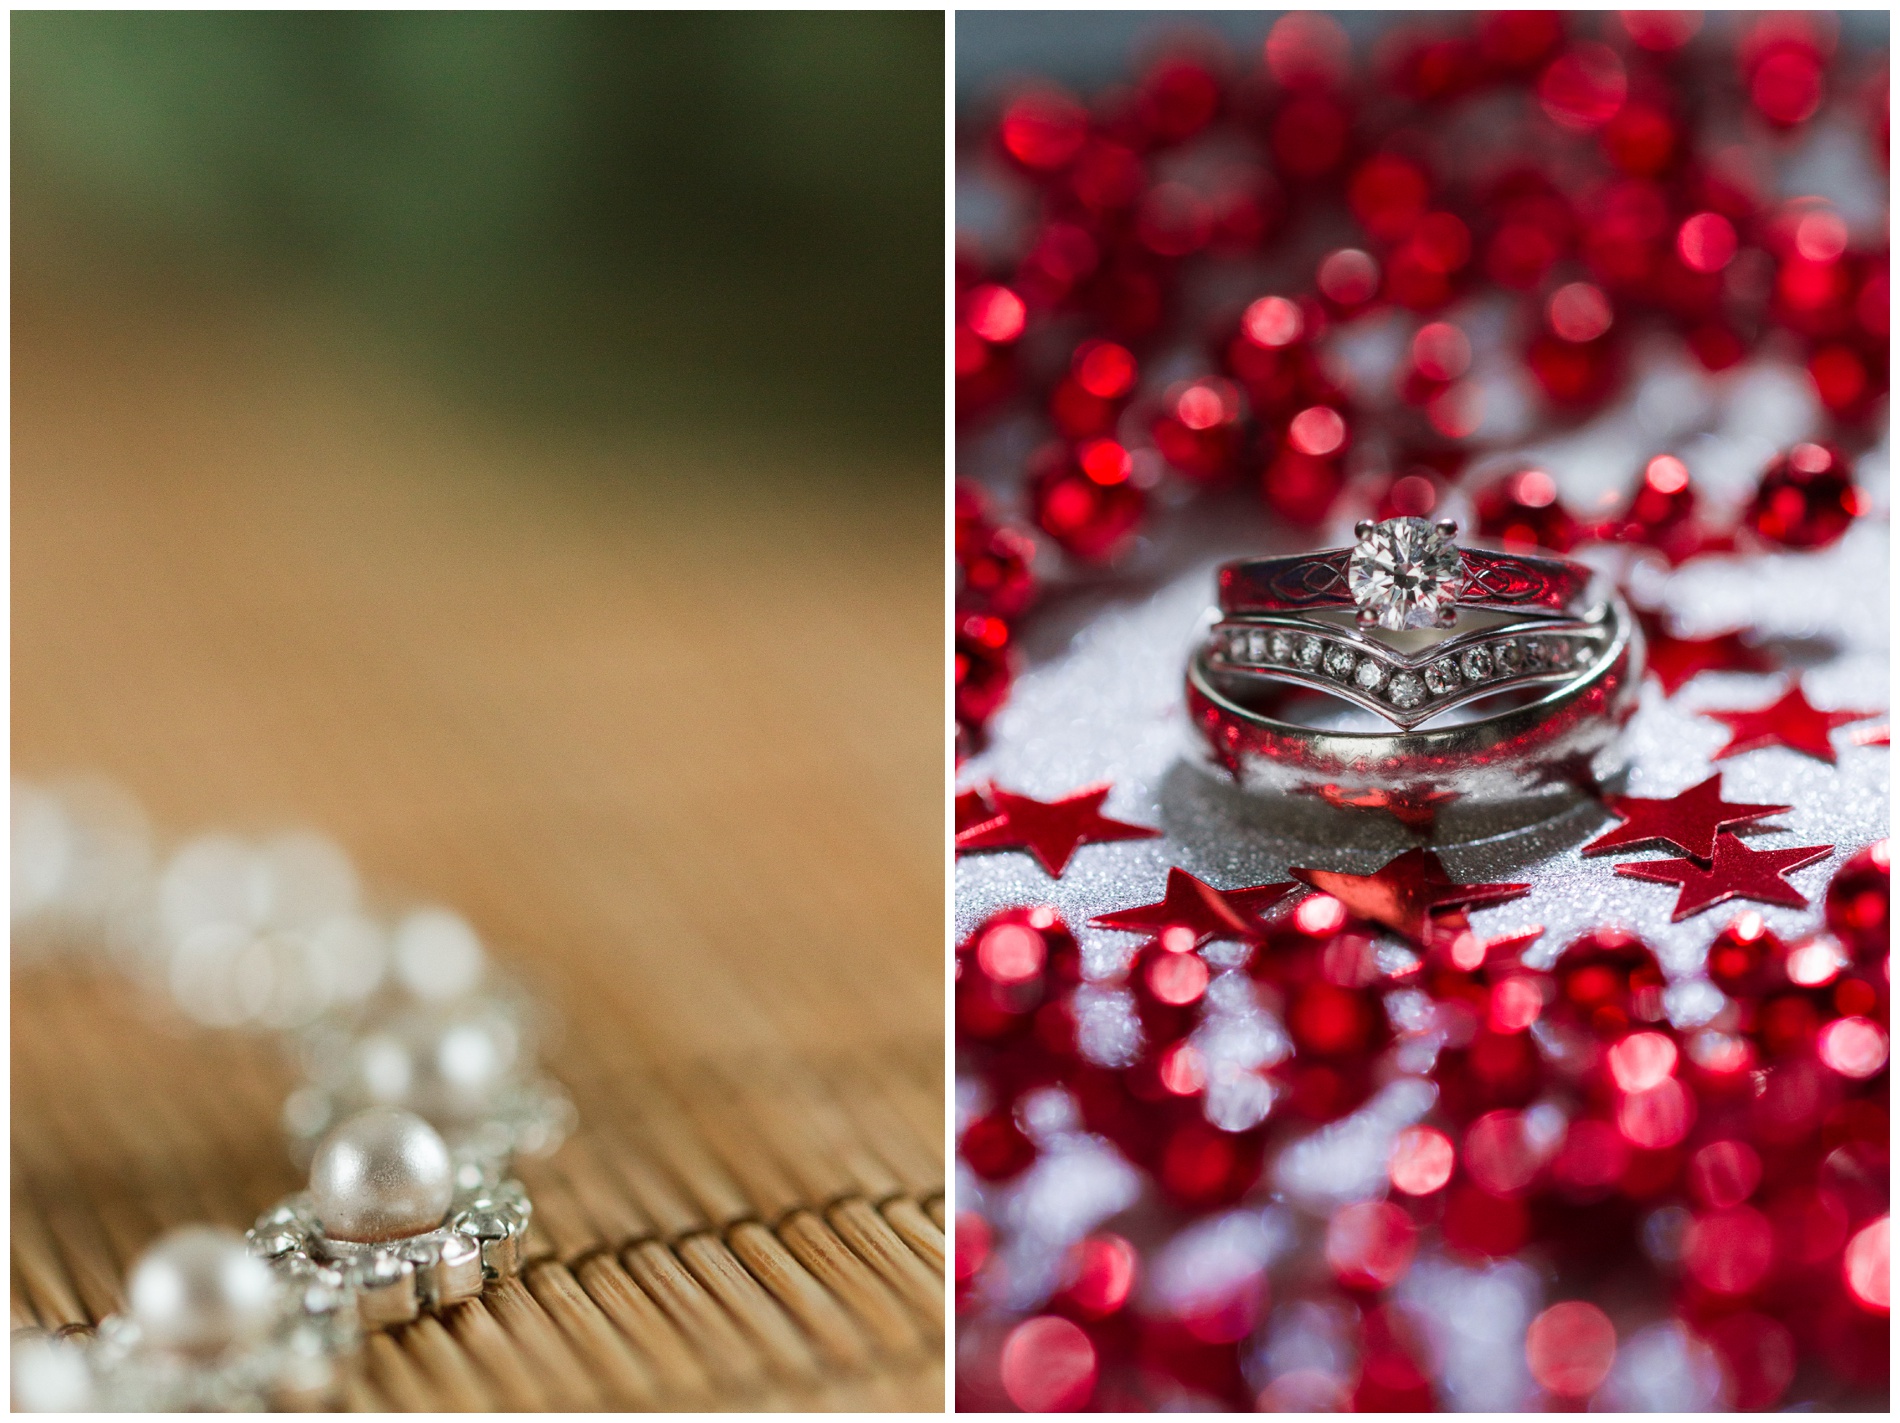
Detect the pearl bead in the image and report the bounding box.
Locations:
[309,1107,454,1243]
[127,1225,278,1355]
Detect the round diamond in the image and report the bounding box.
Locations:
[1347,517,1467,631]
[1425,661,1461,694]
[1268,630,1294,662]
[1324,645,1357,679]
[1295,634,1324,668]
[1493,639,1524,673]
[1387,672,1425,708]
[1460,646,1493,681]
[1354,659,1388,692]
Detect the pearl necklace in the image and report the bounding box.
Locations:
[11,776,572,1410]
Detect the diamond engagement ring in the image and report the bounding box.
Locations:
[1186,517,1643,835]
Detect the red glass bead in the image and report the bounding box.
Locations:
[1134,55,1222,146]
[1054,1233,1138,1320]
[955,484,1037,620]
[1525,1300,1617,1399]
[1030,440,1146,563]
[1538,44,1628,131]
[1261,448,1343,527]
[1000,1314,1098,1410]
[1605,453,1711,564]
[1603,100,1678,176]
[955,612,1013,730]
[999,86,1090,173]
[1478,10,1563,73]
[1550,928,1668,1038]
[1476,467,1578,551]
[1068,139,1146,214]
[962,1106,1038,1181]
[1348,154,1430,242]
[1707,912,1788,997]
[1825,840,1890,962]
[1151,377,1244,484]
[1269,93,1352,180]
[1745,442,1861,550]
[1264,10,1351,91]
[1316,248,1381,311]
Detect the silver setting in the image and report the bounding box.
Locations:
[248,1177,530,1327]
[1346,517,1469,631]
[1205,614,1613,731]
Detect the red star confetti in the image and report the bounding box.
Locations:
[1290,848,1530,949]
[1614,833,1834,921]
[1580,773,1791,864]
[1702,681,1882,765]
[956,786,996,834]
[1635,610,1775,696]
[956,783,1160,876]
[1090,866,1294,948]
[1851,723,1891,747]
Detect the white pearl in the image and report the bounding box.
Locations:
[127,1225,278,1355]
[309,1106,454,1243]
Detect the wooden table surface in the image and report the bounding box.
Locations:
[9,279,945,1409]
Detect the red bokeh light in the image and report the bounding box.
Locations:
[1844,1217,1890,1313]
[976,921,1046,985]
[1818,1016,1888,1079]
[1389,1124,1455,1195]
[1676,212,1738,273]
[1548,282,1614,342]
[1000,1315,1098,1410]
[1617,1077,1694,1148]
[1000,88,1090,171]
[1539,44,1628,130]
[1325,1200,1418,1290]
[1685,1205,1776,1295]
[1288,405,1347,457]
[1608,1030,1678,1092]
[1525,1300,1617,1397]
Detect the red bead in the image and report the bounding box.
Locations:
[1746,443,1861,550]
[1151,377,1244,484]
[1134,55,1222,146]
[955,612,1013,729]
[961,1107,1038,1181]
[955,484,1037,620]
[1261,448,1343,527]
[1348,154,1430,242]
[1475,467,1578,551]
[1550,928,1668,1038]
[1030,440,1146,562]
[999,86,1090,172]
[1539,44,1628,131]
[1825,841,1891,962]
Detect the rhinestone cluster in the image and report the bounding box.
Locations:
[248,1180,531,1329]
[1221,625,1589,714]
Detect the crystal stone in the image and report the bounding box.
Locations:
[1347,517,1468,631]
[1387,672,1425,708]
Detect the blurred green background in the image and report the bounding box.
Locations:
[12,11,943,460]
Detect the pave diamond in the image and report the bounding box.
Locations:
[1324,644,1357,679]
[1493,638,1524,673]
[1460,646,1493,681]
[1425,661,1461,694]
[1387,672,1425,708]
[1295,634,1324,668]
[1347,517,1467,631]
[1354,658,1388,692]
[1268,630,1294,662]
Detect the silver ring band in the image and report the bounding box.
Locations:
[1184,591,1643,832]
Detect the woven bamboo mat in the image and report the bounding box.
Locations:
[9,280,946,1410]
